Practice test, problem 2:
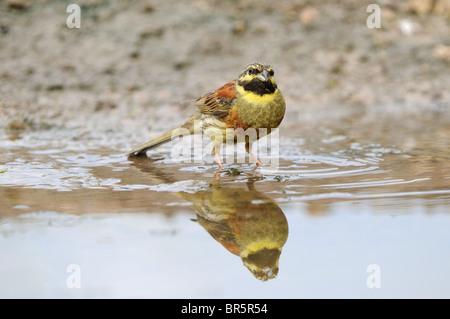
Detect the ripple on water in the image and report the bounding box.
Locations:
[1,139,448,205]
[0,158,123,191]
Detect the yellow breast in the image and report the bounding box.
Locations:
[235,85,286,129]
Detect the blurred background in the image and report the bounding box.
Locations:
[1,0,449,146]
[1,0,449,298]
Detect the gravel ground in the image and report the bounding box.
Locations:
[1,0,449,149]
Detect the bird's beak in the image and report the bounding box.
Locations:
[257,70,269,82]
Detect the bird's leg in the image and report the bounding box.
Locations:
[214,152,223,170]
[249,150,262,167]
[245,142,262,167]
[213,146,223,171]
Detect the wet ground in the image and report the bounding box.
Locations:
[1,0,450,298]
[1,124,449,298]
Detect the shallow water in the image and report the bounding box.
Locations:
[0,127,449,298]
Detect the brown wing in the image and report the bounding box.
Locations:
[195,213,240,256]
[195,80,237,119]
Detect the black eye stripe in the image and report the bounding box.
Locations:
[240,65,275,81]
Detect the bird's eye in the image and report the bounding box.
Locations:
[247,68,255,75]
[268,69,274,76]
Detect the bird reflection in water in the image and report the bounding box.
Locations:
[187,179,288,281]
[129,157,289,281]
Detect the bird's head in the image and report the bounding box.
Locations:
[241,244,282,281]
[237,63,277,97]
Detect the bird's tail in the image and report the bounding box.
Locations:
[128,126,192,156]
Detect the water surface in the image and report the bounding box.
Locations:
[0,128,449,298]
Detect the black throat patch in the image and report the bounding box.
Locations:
[241,79,277,96]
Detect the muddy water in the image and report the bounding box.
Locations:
[0,127,449,298]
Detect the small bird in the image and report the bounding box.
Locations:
[128,155,289,281]
[128,63,286,169]
[191,179,289,281]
